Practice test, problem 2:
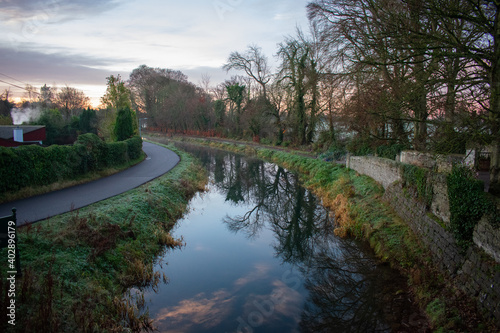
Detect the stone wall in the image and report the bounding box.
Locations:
[384,183,500,325]
[346,154,500,323]
[430,173,451,225]
[347,155,402,189]
[474,217,500,263]
[400,150,464,173]
[347,155,450,224]
[384,183,463,274]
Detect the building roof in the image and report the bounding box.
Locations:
[0,125,46,140]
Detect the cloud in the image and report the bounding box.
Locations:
[0,0,121,23]
[0,46,128,86]
[181,66,231,86]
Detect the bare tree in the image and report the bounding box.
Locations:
[223,45,272,99]
[309,0,500,193]
[55,86,90,119]
[199,73,211,93]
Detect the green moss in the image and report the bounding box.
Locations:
[427,298,447,326]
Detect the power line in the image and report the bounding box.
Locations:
[0,79,27,91]
[0,78,40,95]
[0,72,29,86]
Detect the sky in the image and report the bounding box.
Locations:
[0,0,311,107]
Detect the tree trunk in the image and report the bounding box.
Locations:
[412,56,429,151]
[489,5,500,195]
[413,90,428,151]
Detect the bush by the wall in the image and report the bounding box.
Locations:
[447,164,488,250]
[346,136,374,156]
[376,144,407,160]
[0,134,143,193]
[401,164,433,207]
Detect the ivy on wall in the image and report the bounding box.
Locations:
[401,164,433,208]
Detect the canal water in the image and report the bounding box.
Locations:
[142,143,429,332]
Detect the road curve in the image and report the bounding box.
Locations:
[0,142,180,226]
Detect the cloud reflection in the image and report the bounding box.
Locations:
[154,289,234,332]
[233,263,271,288]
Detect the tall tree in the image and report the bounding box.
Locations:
[114,106,135,141]
[308,0,438,150]
[38,84,54,108]
[277,34,319,145]
[55,86,90,119]
[223,45,272,100]
[226,83,245,135]
[79,108,98,134]
[101,75,132,111]
[423,0,500,193]
[128,65,188,127]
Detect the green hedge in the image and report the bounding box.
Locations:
[107,142,128,166]
[126,135,143,160]
[0,134,143,193]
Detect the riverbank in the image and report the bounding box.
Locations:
[151,134,497,332]
[0,143,207,332]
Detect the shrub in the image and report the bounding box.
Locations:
[77,133,107,171]
[447,164,488,250]
[376,144,407,160]
[402,164,433,207]
[107,142,128,166]
[125,136,142,160]
[346,136,374,156]
[0,146,22,192]
[318,146,347,162]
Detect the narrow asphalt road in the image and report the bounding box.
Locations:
[0,142,180,226]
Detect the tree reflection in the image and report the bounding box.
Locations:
[299,238,393,332]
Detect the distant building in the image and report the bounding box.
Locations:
[0,125,46,147]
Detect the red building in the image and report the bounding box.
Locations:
[0,126,46,147]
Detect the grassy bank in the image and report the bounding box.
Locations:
[0,142,207,332]
[161,136,495,332]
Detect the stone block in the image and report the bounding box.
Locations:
[473,217,500,264]
[348,155,402,189]
[430,173,451,224]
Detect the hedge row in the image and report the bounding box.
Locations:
[0,134,143,193]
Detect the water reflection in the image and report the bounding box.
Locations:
[149,143,427,332]
[194,145,333,264]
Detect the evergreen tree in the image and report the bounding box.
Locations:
[114,106,134,141]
